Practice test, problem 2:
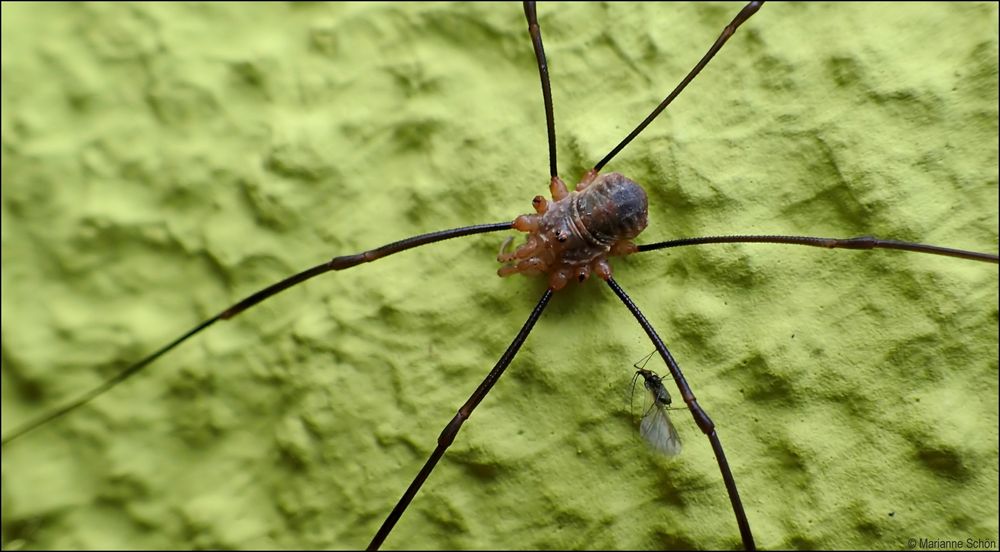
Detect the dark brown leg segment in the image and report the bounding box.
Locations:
[1,221,515,446]
[637,234,999,264]
[606,277,755,551]
[523,1,559,179]
[367,287,554,550]
[594,1,764,172]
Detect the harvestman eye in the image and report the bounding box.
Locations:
[2,2,997,550]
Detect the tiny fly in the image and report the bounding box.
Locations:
[631,351,682,456]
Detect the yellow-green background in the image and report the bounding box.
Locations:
[2,3,997,550]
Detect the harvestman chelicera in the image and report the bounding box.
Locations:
[2,2,998,550]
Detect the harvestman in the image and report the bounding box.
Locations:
[2,2,998,549]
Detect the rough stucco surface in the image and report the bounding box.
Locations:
[1,3,997,550]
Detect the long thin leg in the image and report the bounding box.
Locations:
[594,1,764,172]
[1,221,514,446]
[368,287,554,550]
[606,277,755,551]
[637,234,1000,264]
[523,1,558,179]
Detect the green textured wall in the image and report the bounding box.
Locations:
[2,3,998,550]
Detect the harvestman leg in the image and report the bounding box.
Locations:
[606,277,754,550]
[637,235,1000,263]
[366,289,553,550]
[592,1,764,173]
[0,222,513,445]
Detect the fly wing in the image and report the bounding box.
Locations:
[639,404,682,457]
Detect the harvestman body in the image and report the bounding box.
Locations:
[3,2,998,550]
[498,171,648,289]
